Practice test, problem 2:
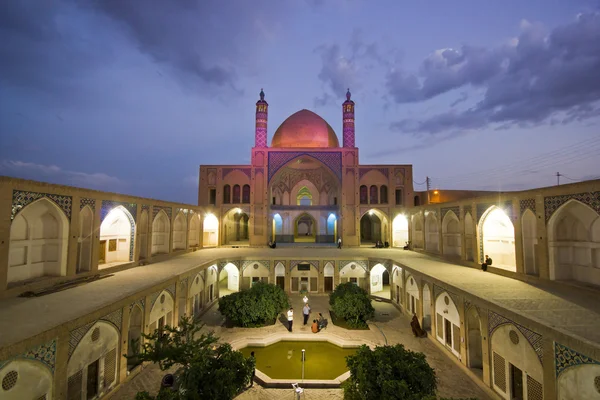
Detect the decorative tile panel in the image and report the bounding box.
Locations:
[218,260,241,270]
[434,284,459,308]
[358,167,389,180]
[463,205,472,215]
[165,283,176,299]
[268,151,342,183]
[152,205,172,220]
[290,260,319,271]
[68,309,124,357]
[476,201,513,224]
[368,259,391,272]
[12,190,72,221]
[519,199,536,216]
[141,204,150,212]
[80,198,96,211]
[441,206,460,221]
[338,260,368,272]
[544,191,600,222]
[100,200,137,262]
[222,168,252,180]
[555,342,600,377]
[128,298,145,313]
[241,260,270,271]
[0,339,57,373]
[488,311,543,362]
[255,167,264,175]
[149,291,161,309]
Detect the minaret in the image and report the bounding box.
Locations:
[342,88,355,148]
[255,88,268,148]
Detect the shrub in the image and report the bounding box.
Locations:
[219,282,289,327]
[343,344,437,400]
[329,282,374,328]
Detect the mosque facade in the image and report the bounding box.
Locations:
[198,89,414,247]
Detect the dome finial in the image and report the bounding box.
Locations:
[346,88,351,100]
[259,88,265,101]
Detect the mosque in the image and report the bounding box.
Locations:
[0,89,599,400]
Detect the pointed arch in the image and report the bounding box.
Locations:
[425,212,440,252]
[522,209,537,275]
[360,208,390,245]
[435,291,460,357]
[442,211,461,256]
[0,359,54,400]
[78,205,94,273]
[172,211,187,250]
[359,185,368,204]
[8,197,69,283]
[188,213,200,247]
[294,213,317,242]
[127,305,143,370]
[152,210,170,255]
[223,184,231,204]
[478,206,516,271]
[149,290,174,331]
[466,306,483,370]
[411,213,424,250]
[99,205,135,266]
[422,283,432,331]
[405,274,420,315]
[392,214,409,248]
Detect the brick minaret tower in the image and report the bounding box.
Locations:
[255,89,268,148]
[342,88,355,148]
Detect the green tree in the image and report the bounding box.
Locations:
[219,281,289,327]
[342,344,437,400]
[329,282,374,328]
[129,316,253,400]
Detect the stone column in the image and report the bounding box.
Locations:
[66,194,81,276]
[134,205,142,262]
[458,297,467,366]
[512,198,525,274]
[480,310,491,387]
[535,194,550,279]
[168,207,174,254]
[119,305,130,384]
[460,205,467,261]
[333,261,340,291]
[91,199,102,273]
[318,261,324,293]
[542,336,557,400]
[438,209,444,256]
[53,330,71,399]
[284,261,291,293]
[417,279,424,321]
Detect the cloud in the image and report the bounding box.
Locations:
[0,160,124,189]
[387,12,600,134]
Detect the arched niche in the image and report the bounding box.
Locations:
[274,262,286,291]
[67,321,120,399]
[392,214,409,248]
[148,290,174,331]
[219,263,240,295]
[370,263,390,299]
[290,262,319,292]
[547,200,600,287]
[411,213,424,250]
[425,212,439,253]
[188,214,200,248]
[138,210,149,260]
[151,210,170,255]
[521,209,537,275]
[339,262,367,290]
[479,206,516,272]
[242,262,269,289]
[78,205,94,273]
[205,265,218,302]
[442,211,461,256]
[360,209,389,245]
[422,283,432,331]
[557,364,600,400]
[392,265,403,304]
[405,274,419,315]
[222,209,249,245]
[100,206,135,266]
[466,307,483,370]
[8,198,69,283]
[0,359,53,400]
[172,211,187,250]
[127,305,143,371]
[189,272,205,316]
[435,291,460,357]
[294,213,316,243]
[203,214,218,247]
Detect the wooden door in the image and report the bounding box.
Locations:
[276,276,285,290]
[324,277,333,292]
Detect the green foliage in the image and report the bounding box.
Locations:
[128,316,254,400]
[342,344,437,400]
[219,282,289,327]
[329,282,374,328]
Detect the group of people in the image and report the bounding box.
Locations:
[285,296,327,333]
[373,240,390,248]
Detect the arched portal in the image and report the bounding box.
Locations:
[548,200,600,287]
[411,213,424,249]
[370,263,390,299]
[405,275,419,315]
[8,198,69,284]
[219,263,240,296]
[172,212,187,250]
[435,291,460,358]
[222,209,249,245]
[242,262,269,289]
[392,214,409,247]
[151,210,170,255]
[442,211,461,256]
[189,273,205,317]
[127,305,143,371]
[149,290,174,331]
[0,359,54,400]
[272,213,283,242]
[466,307,483,370]
[339,262,368,291]
[480,207,516,271]
[425,212,439,252]
[203,214,218,247]
[297,186,313,206]
[188,213,200,248]
[521,209,537,275]
[294,213,316,243]
[99,206,135,267]
[327,213,337,242]
[78,205,94,273]
[360,209,389,245]
[324,262,334,292]
[422,284,432,331]
[290,262,319,292]
[557,364,600,400]
[275,262,286,290]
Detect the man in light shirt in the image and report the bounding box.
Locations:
[303,303,311,325]
[287,307,294,332]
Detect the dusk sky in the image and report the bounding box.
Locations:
[1,0,600,204]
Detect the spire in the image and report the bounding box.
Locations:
[346,88,351,101]
[342,89,355,148]
[255,88,268,148]
[260,88,265,101]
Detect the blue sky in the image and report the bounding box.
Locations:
[1,0,599,204]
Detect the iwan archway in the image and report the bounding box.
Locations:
[222,208,249,246]
[99,205,135,269]
[294,213,316,243]
[479,206,516,272]
[360,209,389,245]
[392,214,409,248]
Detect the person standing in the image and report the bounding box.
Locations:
[249,351,256,387]
[337,237,342,249]
[303,303,311,325]
[287,307,294,332]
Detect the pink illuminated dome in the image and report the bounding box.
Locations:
[271,109,339,148]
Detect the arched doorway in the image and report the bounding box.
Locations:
[78,205,94,273]
[392,214,409,247]
[521,209,537,275]
[327,213,337,243]
[219,263,240,296]
[411,213,424,249]
[275,262,286,290]
[548,200,600,287]
[99,206,135,268]
[272,213,283,242]
[405,275,419,315]
[435,292,460,358]
[294,213,316,243]
[151,210,170,255]
[360,209,389,245]
[8,198,69,284]
[290,262,319,293]
[480,207,516,271]
[173,211,187,250]
[127,305,143,371]
[324,262,334,292]
[188,213,200,248]
[189,273,205,317]
[425,212,439,252]
[223,209,249,245]
[442,211,461,256]
[422,284,432,331]
[203,214,218,247]
[370,263,390,299]
[466,307,483,371]
[148,290,174,331]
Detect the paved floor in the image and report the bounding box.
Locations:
[111,295,492,400]
[2,247,599,350]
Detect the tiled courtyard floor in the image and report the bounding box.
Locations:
[111,295,493,400]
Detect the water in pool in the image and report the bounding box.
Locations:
[240,341,357,380]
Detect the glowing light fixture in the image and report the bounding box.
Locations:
[433,190,439,195]
[369,210,374,215]
[328,213,336,220]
